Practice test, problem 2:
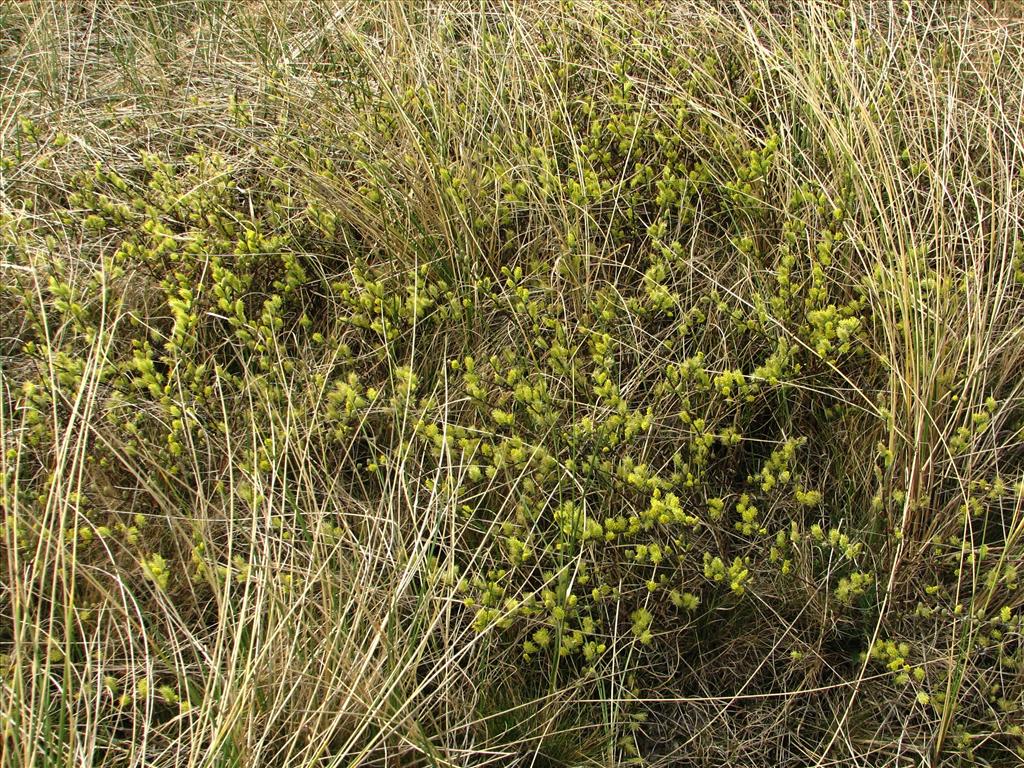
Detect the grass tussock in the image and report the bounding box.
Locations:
[2,1,1024,765]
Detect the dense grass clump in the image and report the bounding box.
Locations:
[2,1,1024,765]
